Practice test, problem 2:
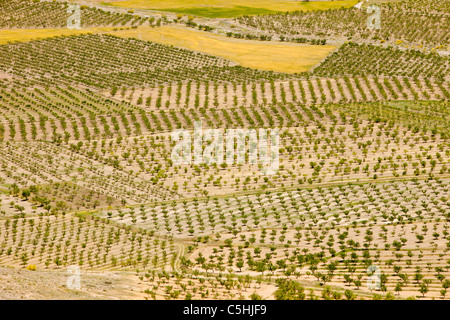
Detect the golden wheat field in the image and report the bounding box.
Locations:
[112,26,336,73]
[0,27,118,44]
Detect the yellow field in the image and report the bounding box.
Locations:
[111,26,336,73]
[104,0,358,10]
[0,27,119,45]
[99,0,359,17]
[0,26,336,73]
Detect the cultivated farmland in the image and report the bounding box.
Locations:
[98,0,360,18]
[0,0,448,301]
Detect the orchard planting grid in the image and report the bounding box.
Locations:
[0,0,158,28]
[234,0,449,49]
[0,0,448,300]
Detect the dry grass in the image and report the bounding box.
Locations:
[111,26,336,73]
[0,27,119,45]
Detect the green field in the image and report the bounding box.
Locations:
[162,6,279,17]
[100,0,359,18]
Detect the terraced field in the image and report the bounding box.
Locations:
[0,0,448,301]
